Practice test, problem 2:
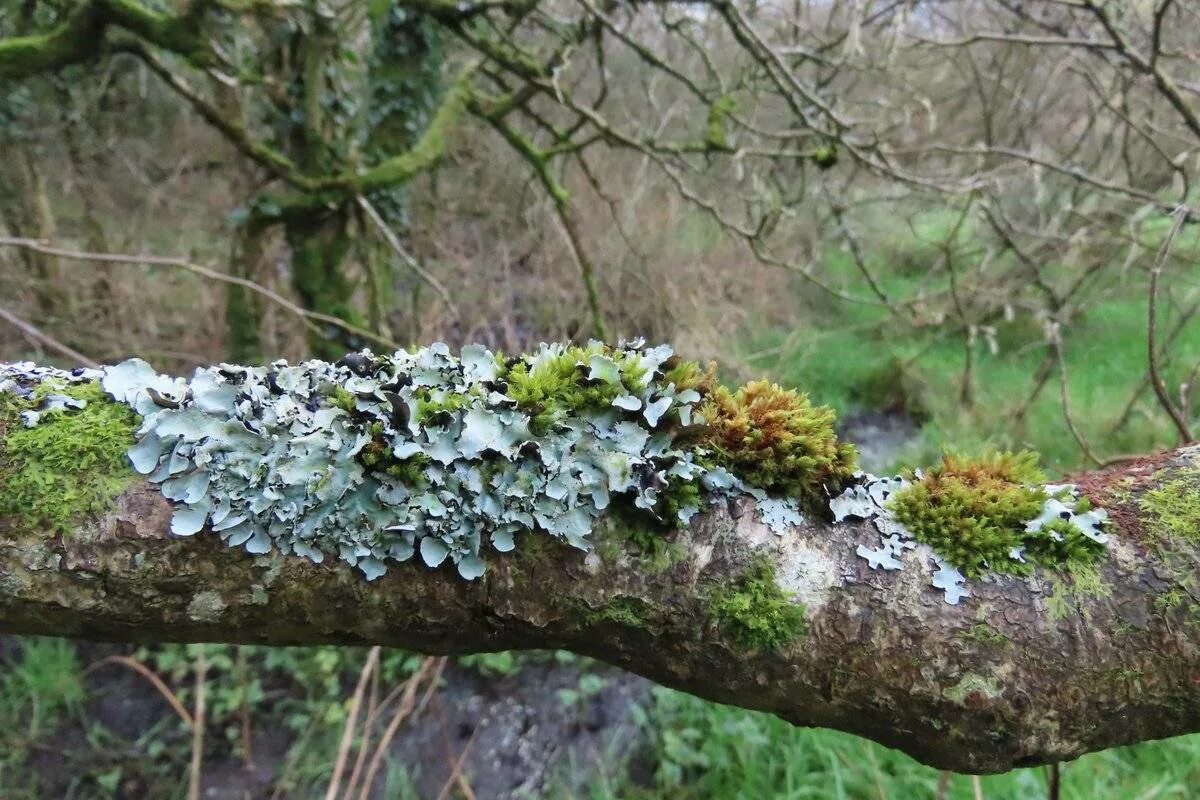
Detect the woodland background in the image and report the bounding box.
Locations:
[2,0,1200,797]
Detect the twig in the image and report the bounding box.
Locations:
[235,646,255,769]
[356,656,445,800]
[325,647,381,800]
[82,655,194,727]
[1046,761,1061,800]
[1146,207,1194,443]
[0,237,401,353]
[0,305,100,367]
[935,771,951,800]
[1050,323,1104,468]
[188,646,209,800]
[355,195,460,316]
[434,724,480,800]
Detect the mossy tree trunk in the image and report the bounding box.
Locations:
[3,381,1200,774]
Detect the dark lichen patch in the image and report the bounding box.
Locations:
[889,451,1104,578]
[0,380,139,536]
[696,380,857,509]
[1137,468,1200,544]
[707,557,806,650]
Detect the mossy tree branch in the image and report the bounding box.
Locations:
[3,376,1200,773]
[0,0,211,80]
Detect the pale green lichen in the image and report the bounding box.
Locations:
[80,342,832,581]
[187,590,228,622]
[943,673,1003,705]
[1045,562,1111,621]
[957,621,1007,647]
[707,558,807,650]
[0,379,139,535]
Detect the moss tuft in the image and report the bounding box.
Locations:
[696,380,856,507]
[958,621,1007,646]
[596,509,686,573]
[0,381,139,535]
[357,422,430,485]
[708,558,806,650]
[889,451,1103,577]
[581,596,654,629]
[503,343,649,435]
[1138,470,1200,543]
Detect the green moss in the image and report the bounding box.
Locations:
[581,596,654,629]
[330,386,357,413]
[0,381,139,535]
[707,558,806,650]
[413,387,472,424]
[1045,562,1112,620]
[357,423,429,485]
[705,95,736,151]
[696,380,857,509]
[595,510,686,574]
[504,344,648,435]
[1138,470,1200,543]
[957,622,1007,647]
[889,451,1103,577]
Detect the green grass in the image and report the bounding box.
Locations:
[0,638,85,794]
[584,688,1200,799]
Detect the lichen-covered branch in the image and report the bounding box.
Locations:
[2,350,1200,774]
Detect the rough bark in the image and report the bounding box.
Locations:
[3,433,1200,773]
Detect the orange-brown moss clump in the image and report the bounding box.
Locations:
[696,380,857,508]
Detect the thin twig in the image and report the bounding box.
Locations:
[1050,323,1104,468]
[355,195,460,316]
[1147,207,1194,443]
[235,646,255,769]
[0,237,401,353]
[357,657,446,800]
[82,655,194,727]
[188,646,209,800]
[0,305,100,367]
[1046,761,1061,800]
[434,724,480,800]
[324,647,381,800]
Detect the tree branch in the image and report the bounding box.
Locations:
[3,366,1200,773]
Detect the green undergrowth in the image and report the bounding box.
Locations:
[580,685,1200,799]
[888,451,1103,578]
[707,558,806,650]
[744,212,1200,474]
[0,380,139,535]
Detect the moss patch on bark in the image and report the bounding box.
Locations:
[0,380,139,535]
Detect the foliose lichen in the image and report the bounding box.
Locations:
[0,364,138,535]
[830,452,1111,604]
[49,340,822,581]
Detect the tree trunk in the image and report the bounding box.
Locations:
[2,391,1200,773]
